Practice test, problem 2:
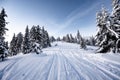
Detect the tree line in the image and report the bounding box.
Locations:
[51,30,96,49]
[0,8,51,61]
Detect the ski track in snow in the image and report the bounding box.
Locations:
[0,41,120,80]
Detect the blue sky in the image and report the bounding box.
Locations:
[0,0,112,41]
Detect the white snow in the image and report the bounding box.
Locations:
[0,41,120,80]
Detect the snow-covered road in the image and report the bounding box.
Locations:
[0,42,120,80]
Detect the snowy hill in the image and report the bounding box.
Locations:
[0,41,120,80]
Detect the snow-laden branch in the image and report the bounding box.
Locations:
[106,25,119,38]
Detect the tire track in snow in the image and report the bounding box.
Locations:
[69,51,113,80]
[62,54,84,80]
[73,50,120,76]
[28,55,54,80]
[0,60,17,80]
[46,54,58,80]
[1,57,26,80]
[22,56,53,80]
[4,57,37,80]
[75,53,120,80]
[60,51,86,80]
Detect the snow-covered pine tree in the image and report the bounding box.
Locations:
[29,25,42,54]
[70,34,74,43]
[30,25,36,41]
[30,25,41,43]
[45,31,51,47]
[50,36,56,42]
[74,36,77,43]
[111,0,120,53]
[29,25,51,54]
[0,8,9,61]
[41,26,45,48]
[22,26,31,54]
[77,30,81,44]
[36,25,42,44]
[16,32,23,54]
[89,36,96,46]
[57,37,61,41]
[65,34,70,42]
[80,36,86,49]
[95,7,113,53]
[9,33,17,55]
[30,41,42,54]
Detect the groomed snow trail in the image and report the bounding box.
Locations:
[0,41,120,80]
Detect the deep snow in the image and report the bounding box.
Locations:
[0,41,120,80]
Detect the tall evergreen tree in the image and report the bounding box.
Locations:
[22,26,31,54]
[16,32,23,53]
[9,33,17,55]
[111,0,120,52]
[80,36,86,49]
[77,30,81,44]
[89,36,96,46]
[70,34,74,43]
[29,25,51,54]
[95,7,112,53]
[0,8,8,61]
[50,36,56,42]
[65,34,70,42]
[57,37,61,41]
[46,31,51,47]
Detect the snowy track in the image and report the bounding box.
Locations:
[0,42,120,80]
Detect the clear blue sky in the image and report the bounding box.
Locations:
[0,0,112,41]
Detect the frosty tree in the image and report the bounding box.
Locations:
[22,26,31,54]
[77,30,81,44]
[96,0,120,53]
[50,36,56,42]
[0,8,9,61]
[111,0,120,53]
[16,32,23,53]
[29,25,51,54]
[30,41,42,54]
[70,34,74,43]
[9,33,17,56]
[80,36,86,49]
[95,7,112,53]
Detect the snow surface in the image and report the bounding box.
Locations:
[0,41,120,80]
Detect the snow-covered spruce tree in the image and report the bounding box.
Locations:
[95,7,112,53]
[89,36,96,46]
[41,27,45,47]
[80,36,86,49]
[65,34,70,42]
[29,25,51,54]
[57,37,61,41]
[30,25,36,41]
[95,5,120,53]
[70,34,74,43]
[16,32,23,54]
[29,25,42,54]
[110,0,120,53]
[77,30,81,44]
[74,36,77,43]
[9,33,17,56]
[30,25,41,44]
[30,40,42,54]
[50,36,56,42]
[0,8,9,61]
[22,26,31,54]
[45,31,51,47]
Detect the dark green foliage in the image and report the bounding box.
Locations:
[22,26,31,54]
[0,8,8,61]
